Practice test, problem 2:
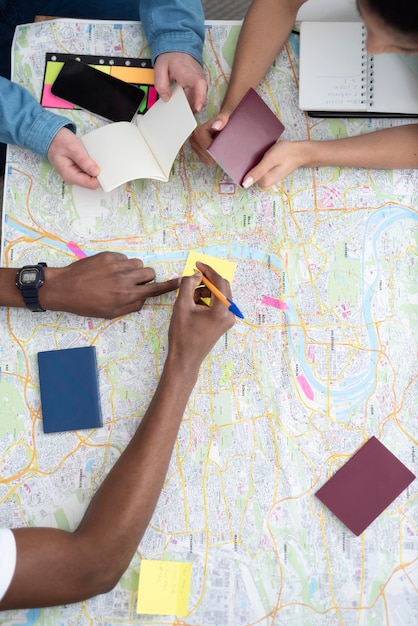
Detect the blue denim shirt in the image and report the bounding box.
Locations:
[0,0,204,65]
[141,0,204,65]
[0,0,204,158]
[0,77,75,159]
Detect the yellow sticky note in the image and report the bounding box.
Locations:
[182,251,237,283]
[182,251,237,305]
[136,560,192,616]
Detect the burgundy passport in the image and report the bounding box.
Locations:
[315,436,415,535]
[207,88,285,186]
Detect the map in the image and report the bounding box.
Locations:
[1,18,417,626]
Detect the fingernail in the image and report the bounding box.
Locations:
[242,176,254,189]
[211,120,222,131]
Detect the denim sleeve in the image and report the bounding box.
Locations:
[0,77,76,159]
[139,0,204,65]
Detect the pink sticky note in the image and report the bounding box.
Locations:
[262,295,288,310]
[147,86,158,109]
[41,83,74,109]
[296,374,314,400]
[67,241,87,258]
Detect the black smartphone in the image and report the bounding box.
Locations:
[51,59,145,122]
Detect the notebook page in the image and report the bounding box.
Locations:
[400,55,418,79]
[299,22,366,112]
[81,122,162,192]
[369,54,418,115]
[138,83,197,178]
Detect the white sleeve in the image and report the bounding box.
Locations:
[0,528,17,601]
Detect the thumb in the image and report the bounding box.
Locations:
[154,62,171,102]
[193,80,208,113]
[242,157,270,189]
[67,141,100,177]
[81,156,100,177]
[210,111,231,132]
[177,271,203,302]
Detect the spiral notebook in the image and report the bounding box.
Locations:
[298,21,418,118]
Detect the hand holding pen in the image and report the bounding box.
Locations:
[168,262,236,370]
[194,261,244,319]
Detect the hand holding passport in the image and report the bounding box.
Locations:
[207,88,285,187]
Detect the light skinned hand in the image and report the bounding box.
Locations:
[190,111,232,164]
[40,252,181,319]
[47,127,100,190]
[167,261,235,372]
[242,140,306,189]
[154,52,207,113]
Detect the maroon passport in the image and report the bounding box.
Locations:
[207,88,285,186]
[315,436,415,536]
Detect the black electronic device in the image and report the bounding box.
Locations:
[51,59,145,122]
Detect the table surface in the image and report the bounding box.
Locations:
[1,18,417,626]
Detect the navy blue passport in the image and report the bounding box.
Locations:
[38,346,103,433]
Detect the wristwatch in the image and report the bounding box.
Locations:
[16,263,47,312]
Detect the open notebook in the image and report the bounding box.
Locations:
[80,83,196,192]
[299,21,418,118]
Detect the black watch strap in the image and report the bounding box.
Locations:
[20,285,46,312]
[16,262,47,312]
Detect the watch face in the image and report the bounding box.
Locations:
[20,269,39,285]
